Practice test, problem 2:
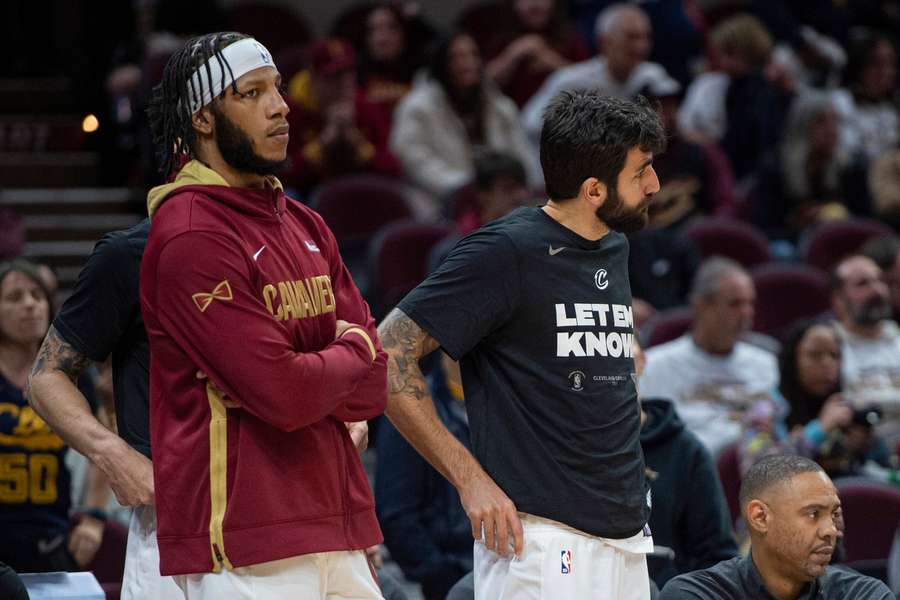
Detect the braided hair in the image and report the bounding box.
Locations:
[146,31,249,178]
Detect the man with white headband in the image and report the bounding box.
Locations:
[139,31,388,598]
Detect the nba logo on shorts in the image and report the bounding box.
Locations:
[561,549,572,574]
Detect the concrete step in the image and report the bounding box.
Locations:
[0,152,102,187]
[23,213,143,241]
[0,187,142,214]
[0,78,73,113]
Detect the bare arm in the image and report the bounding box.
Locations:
[378,308,523,556]
[27,325,153,506]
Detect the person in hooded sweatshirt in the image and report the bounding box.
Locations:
[139,32,387,598]
[635,339,739,589]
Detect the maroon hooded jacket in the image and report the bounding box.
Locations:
[140,161,385,575]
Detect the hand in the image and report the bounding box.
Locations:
[459,471,524,557]
[197,371,241,408]
[345,421,369,452]
[335,319,359,339]
[365,544,383,568]
[819,395,852,432]
[68,515,105,567]
[510,34,547,60]
[105,443,155,506]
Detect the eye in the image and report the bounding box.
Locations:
[238,88,259,99]
[809,510,820,519]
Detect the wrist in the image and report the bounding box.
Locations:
[76,507,108,524]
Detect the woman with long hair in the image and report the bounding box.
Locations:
[390,31,539,198]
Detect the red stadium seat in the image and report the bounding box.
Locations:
[835,479,900,570]
[683,217,771,268]
[800,218,893,273]
[312,174,414,249]
[641,306,694,349]
[750,263,831,338]
[367,220,453,318]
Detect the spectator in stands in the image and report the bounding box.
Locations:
[775,320,889,479]
[660,455,894,600]
[640,257,779,456]
[391,31,539,198]
[834,32,898,166]
[521,3,679,144]
[862,235,900,322]
[375,353,472,600]
[283,38,400,197]
[356,3,421,128]
[678,14,787,181]
[642,87,737,219]
[752,90,855,239]
[483,0,589,107]
[634,339,739,588]
[0,259,110,573]
[455,151,530,235]
[831,255,900,443]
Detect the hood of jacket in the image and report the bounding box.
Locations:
[147,159,285,219]
[640,398,685,446]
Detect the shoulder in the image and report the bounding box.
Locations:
[90,218,149,267]
[661,558,743,599]
[824,565,894,598]
[645,336,692,363]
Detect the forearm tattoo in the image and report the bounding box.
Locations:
[29,325,91,386]
[378,309,439,402]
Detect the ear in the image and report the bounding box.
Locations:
[580,177,607,210]
[192,106,214,136]
[746,499,770,535]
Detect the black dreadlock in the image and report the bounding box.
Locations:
[146,31,249,178]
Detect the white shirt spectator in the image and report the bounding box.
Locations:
[836,320,900,442]
[641,335,779,455]
[677,72,730,142]
[521,56,679,143]
[833,89,900,163]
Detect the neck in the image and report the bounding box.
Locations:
[196,147,268,189]
[751,550,807,600]
[0,341,38,389]
[692,328,735,356]
[542,199,610,241]
[844,320,883,339]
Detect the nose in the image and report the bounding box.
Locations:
[821,516,838,541]
[269,87,289,118]
[645,166,661,195]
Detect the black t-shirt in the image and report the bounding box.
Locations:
[399,207,649,539]
[659,554,894,599]
[53,219,151,458]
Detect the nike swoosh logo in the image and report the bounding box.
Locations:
[252,245,266,261]
[37,534,65,555]
[548,244,566,256]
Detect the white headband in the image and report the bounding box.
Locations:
[187,37,275,113]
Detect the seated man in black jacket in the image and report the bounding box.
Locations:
[375,354,472,600]
[660,454,893,599]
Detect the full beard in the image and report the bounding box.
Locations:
[212,105,288,176]
[595,185,651,234]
